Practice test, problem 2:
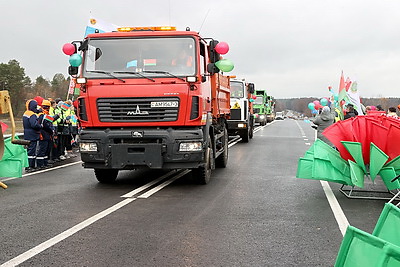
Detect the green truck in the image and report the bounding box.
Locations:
[253,90,275,125]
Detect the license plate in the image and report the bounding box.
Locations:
[150,101,178,108]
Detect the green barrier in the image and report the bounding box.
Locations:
[342,141,367,174]
[372,203,400,247]
[379,168,400,191]
[370,143,389,181]
[0,136,28,178]
[296,158,313,179]
[385,155,400,170]
[335,225,400,267]
[348,160,364,188]
[313,158,352,185]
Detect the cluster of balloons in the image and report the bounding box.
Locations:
[308,98,330,114]
[62,43,82,67]
[249,95,257,103]
[213,42,234,72]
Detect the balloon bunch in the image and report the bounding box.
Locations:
[62,43,82,67]
[213,42,234,72]
[307,98,330,115]
[249,95,257,103]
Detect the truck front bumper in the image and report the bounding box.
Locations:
[79,127,205,170]
[227,120,248,136]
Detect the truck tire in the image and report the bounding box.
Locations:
[192,135,213,184]
[240,128,250,143]
[215,127,228,168]
[249,116,254,139]
[94,169,119,183]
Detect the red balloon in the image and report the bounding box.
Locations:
[215,42,229,55]
[62,43,75,56]
[252,95,257,100]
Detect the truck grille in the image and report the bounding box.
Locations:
[97,97,179,122]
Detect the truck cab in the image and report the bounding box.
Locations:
[227,79,255,142]
[253,90,268,126]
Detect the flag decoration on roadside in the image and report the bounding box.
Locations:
[296,114,400,191]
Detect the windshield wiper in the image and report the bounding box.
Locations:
[142,70,186,81]
[87,70,125,83]
[113,71,155,82]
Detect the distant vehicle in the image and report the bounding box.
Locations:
[227,78,255,142]
[275,112,284,120]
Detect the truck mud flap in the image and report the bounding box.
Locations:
[110,144,163,168]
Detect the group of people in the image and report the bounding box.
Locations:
[312,103,400,146]
[23,96,79,172]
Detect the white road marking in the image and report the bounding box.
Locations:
[138,170,191,198]
[121,170,178,198]
[0,161,83,182]
[320,181,349,236]
[0,198,136,267]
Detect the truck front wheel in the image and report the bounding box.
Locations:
[240,128,250,143]
[215,127,228,168]
[94,169,119,183]
[192,136,213,184]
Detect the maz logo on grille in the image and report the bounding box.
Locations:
[127,105,149,116]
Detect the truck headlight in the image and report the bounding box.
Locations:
[259,115,265,119]
[79,142,98,152]
[179,141,202,152]
[238,123,246,128]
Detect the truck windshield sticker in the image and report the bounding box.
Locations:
[144,59,157,66]
[126,60,138,68]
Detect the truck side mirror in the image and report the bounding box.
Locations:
[208,40,221,63]
[68,66,79,76]
[207,63,220,75]
[248,83,255,94]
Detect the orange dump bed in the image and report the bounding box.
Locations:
[210,73,230,118]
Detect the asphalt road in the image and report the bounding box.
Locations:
[0,119,392,266]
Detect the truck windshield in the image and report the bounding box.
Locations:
[254,96,264,105]
[83,37,196,78]
[230,81,244,98]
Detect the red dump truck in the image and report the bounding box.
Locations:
[67,26,231,184]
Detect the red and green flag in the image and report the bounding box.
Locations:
[61,103,71,111]
[144,59,156,66]
[44,114,55,123]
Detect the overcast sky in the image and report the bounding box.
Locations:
[1,0,399,98]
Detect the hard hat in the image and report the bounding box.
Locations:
[42,100,51,107]
[397,104,400,109]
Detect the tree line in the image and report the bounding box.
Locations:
[275,97,400,116]
[0,59,69,116]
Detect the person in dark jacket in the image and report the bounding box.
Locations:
[344,104,358,119]
[37,100,58,168]
[312,106,335,146]
[23,99,42,171]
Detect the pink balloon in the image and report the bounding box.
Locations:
[215,42,229,55]
[62,43,75,56]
